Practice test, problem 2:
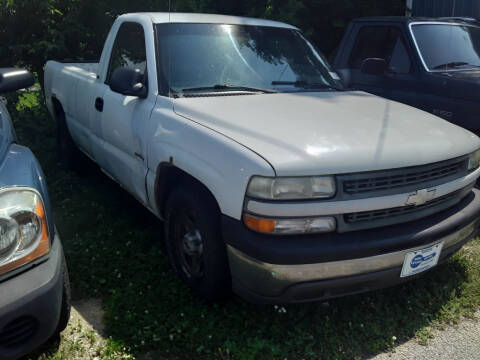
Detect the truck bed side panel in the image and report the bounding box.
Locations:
[45,61,99,156]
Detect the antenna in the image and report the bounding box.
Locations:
[168,0,172,97]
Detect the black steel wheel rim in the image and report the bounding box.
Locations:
[173,212,204,279]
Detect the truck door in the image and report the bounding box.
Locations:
[346,25,418,107]
[409,23,470,127]
[93,22,154,205]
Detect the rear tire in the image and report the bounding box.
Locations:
[56,111,82,171]
[164,182,231,301]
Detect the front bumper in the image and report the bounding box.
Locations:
[224,189,480,304]
[0,231,64,360]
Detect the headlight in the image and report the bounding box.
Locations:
[0,188,50,276]
[468,149,480,171]
[247,176,336,200]
[244,214,336,234]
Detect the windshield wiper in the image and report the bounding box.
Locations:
[271,80,343,91]
[181,84,277,94]
[432,61,472,70]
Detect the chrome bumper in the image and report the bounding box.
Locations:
[228,220,478,302]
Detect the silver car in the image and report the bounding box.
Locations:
[0,68,70,360]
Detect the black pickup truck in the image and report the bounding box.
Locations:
[333,17,480,133]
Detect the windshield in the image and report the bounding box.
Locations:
[155,23,342,95]
[411,24,480,71]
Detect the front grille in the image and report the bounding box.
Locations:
[339,183,475,232]
[343,159,465,195]
[345,191,458,224]
[0,316,38,348]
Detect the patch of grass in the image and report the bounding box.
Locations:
[8,91,480,360]
[25,319,133,360]
[414,327,434,346]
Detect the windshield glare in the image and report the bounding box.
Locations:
[155,23,342,94]
[412,24,480,71]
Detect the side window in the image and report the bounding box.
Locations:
[106,22,147,85]
[389,37,411,74]
[348,26,412,74]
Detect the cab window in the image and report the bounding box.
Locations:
[106,22,147,84]
[349,26,412,74]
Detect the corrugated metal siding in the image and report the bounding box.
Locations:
[412,0,480,18]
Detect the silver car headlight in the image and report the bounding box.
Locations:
[247,176,336,200]
[468,149,480,171]
[0,188,50,276]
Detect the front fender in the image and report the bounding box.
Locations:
[146,106,274,220]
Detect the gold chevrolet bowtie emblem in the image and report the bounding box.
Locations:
[406,189,436,206]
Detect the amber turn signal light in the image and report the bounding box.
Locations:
[244,214,276,234]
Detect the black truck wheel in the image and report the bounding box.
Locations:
[164,182,231,301]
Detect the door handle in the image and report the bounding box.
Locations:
[95,97,104,112]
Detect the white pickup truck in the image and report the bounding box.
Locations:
[45,12,480,304]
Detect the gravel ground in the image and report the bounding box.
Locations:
[370,312,480,360]
[72,298,105,336]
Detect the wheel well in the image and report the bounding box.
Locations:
[155,163,220,219]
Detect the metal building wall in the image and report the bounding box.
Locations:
[412,0,480,18]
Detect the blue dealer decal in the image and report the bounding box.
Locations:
[410,253,437,269]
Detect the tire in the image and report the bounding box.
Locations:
[54,254,71,335]
[164,182,231,301]
[56,111,82,171]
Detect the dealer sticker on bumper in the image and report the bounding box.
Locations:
[400,242,444,278]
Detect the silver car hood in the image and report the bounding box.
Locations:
[173,91,480,176]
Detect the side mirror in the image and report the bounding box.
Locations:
[109,67,147,98]
[0,68,34,94]
[336,69,351,88]
[360,58,388,76]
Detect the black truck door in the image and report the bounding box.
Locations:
[342,24,419,107]
[409,23,469,126]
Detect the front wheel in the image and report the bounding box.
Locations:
[164,183,231,301]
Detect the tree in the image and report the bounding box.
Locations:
[0,0,405,86]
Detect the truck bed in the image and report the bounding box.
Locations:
[44,60,100,152]
[49,61,99,78]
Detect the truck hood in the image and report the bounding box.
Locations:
[173,91,480,176]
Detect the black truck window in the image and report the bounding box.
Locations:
[106,22,147,85]
[411,24,480,71]
[348,26,411,74]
